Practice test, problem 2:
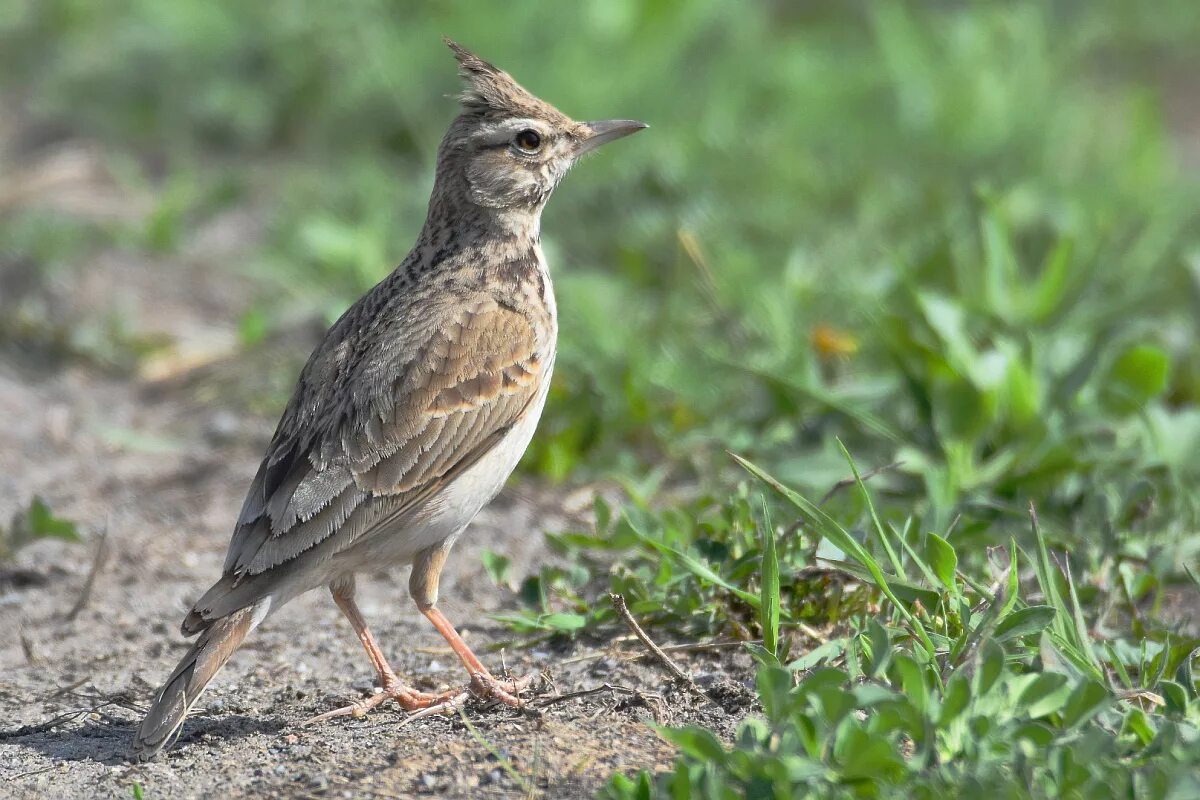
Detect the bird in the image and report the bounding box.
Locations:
[132,38,646,761]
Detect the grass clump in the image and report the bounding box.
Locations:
[601,461,1200,798]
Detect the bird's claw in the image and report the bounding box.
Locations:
[396,671,542,727]
[302,679,457,726]
[469,670,538,706]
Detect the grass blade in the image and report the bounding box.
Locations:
[732,453,937,659]
[835,438,906,578]
[760,495,781,659]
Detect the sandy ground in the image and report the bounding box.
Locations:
[0,199,753,799]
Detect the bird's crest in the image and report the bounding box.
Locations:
[445,38,567,122]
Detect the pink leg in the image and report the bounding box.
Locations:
[303,579,456,725]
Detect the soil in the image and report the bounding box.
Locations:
[0,174,754,799]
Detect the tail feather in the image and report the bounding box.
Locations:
[133,603,262,761]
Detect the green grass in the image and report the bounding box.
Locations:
[604,461,1200,798]
[3,0,1199,796]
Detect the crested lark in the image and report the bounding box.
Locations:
[133,39,645,760]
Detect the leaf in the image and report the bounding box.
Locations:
[1025,236,1075,322]
[25,496,80,541]
[518,575,545,610]
[891,654,928,715]
[1017,673,1071,719]
[479,549,511,589]
[798,667,850,699]
[834,726,906,781]
[939,673,971,725]
[1100,343,1171,414]
[1159,680,1189,715]
[852,683,898,708]
[1121,708,1155,747]
[745,643,781,669]
[867,620,892,679]
[994,605,1057,643]
[1060,679,1111,728]
[979,206,1019,320]
[757,666,796,724]
[924,532,957,592]
[540,612,588,632]
[787,638,850,672]
[660,726,728,765]
[975,639,1005,696]
[1175,645,1200,699]
[1012,721,1056,747]
[4,497,81,556]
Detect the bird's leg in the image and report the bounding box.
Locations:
[420,605,536,704]
[303,576,456,725]
[410,544,537,709]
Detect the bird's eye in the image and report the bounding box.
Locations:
[513,129,542,153]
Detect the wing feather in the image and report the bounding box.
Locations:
[218,296,546,585]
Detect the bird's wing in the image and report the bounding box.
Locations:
[223,295,546,579]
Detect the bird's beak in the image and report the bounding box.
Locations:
[577,119,648,155]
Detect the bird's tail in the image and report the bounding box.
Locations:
[132,602,263,761]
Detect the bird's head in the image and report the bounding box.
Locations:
[437,39,646,218]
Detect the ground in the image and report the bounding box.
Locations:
[0,214,750,799]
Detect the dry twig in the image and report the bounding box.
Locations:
[66,525,110,621]
[5,765,55,782]
[532,683,646,709]
[0,701,118,741]
[608,593,725,714]
[558,638,752,667]
[18,620,39,664]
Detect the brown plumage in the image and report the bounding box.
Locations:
[133,38,645,761]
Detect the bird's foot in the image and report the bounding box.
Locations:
[470,670,538,707]
[302,676,457,725]
[396,670,543,726]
